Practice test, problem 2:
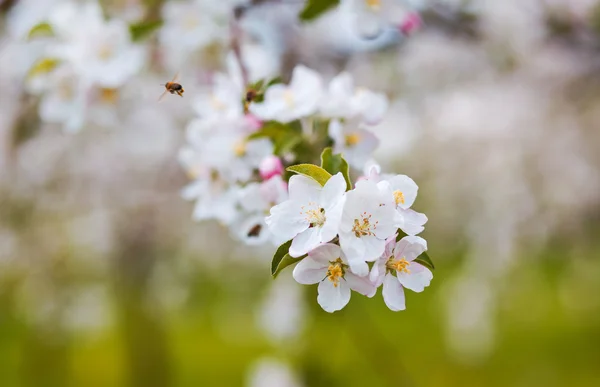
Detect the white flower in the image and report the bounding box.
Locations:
[181,170,240,226]
[293,243,376,312]
[338,179,396,277]
[50,2,145,88]
[38,66,88,133]
[345,0,417,39]
[379,174,428,235]
[266,173,347,257]
[320,72,389,124]
[235,176,289,246]
[370,235,432,311]
[249,65,324,123]
[329,119,379,170]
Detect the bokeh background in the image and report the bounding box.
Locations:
[1,0,600,386]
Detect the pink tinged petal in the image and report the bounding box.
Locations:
[382,274,406,312]
[258,155,284,180]
[397,263,433,293]
[388,175,418,209]
[266,201,308,240]
[397,235,428,262]
[345,273,377,298]
[317,279,351,313]
[369,258,386,287]
[293,257,328,285]
[288,174,321,203]
[308,243,341,263]
[396,208,428,236]
[289,227,322,257]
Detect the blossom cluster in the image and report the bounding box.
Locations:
[267,161,432,313]
[179,60,390,247]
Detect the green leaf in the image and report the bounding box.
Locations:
[129,20,163,42]
[27,58,60,79]
[415,251,435,270]
[320,147,352,190]
[299,0,340,21]
[271,240,297,277]
[28,22,54,40]
[248,121,303,155]
[273,254,304,278]
[287,164,332,186]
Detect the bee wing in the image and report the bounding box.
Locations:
[157,89,168,102]
[171,71,180,83]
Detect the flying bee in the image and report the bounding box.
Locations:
[158,72,184,101]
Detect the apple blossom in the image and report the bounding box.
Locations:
[266,173,347,257]
[293,243,376,312]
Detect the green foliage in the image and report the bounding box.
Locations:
[320,147,352,190]
[248,121,303,155]
[27,22,54,40]
[299,0,340,22]
[27,58,61,79]
[271,240,305,277]
[286,164,332,186]
[129,20,163,42]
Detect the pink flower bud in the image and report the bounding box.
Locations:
[400,13,422,35]
[244,114,263,132]
[259,155,284,180]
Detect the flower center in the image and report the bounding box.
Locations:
[100,88,118,104]
[352,212,378,238]
[233,141,246,157]
[210,95,225,110]
[393,190,405,205]
[184,15,199,31]
[364,0,381,11]
[302,203,326,227]
[345,133,361,147]
[98,44,114,61]
[386,256,411,274]
[326,258,345,287]
[283,90,294,107]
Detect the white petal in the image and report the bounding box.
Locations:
[266,200,308,239]
[396,208,428,236]
[369,257,386,287]
[382,274,406,311]
[320,195,345,242]
[397,263,433,293]
[308,243,341,263]
[345,273,377,297]
[339,233,369,277]
[320,173,347,207]
[292,257,327,285]
[289,227,322,257]
[288,174,321,203]
[317,280,351,313]
[394,235,427,262]
[361,235,386,262]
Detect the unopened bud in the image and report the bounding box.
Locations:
[259,155,284,180]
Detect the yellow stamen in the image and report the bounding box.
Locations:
[393,190,405,205]
[326,258,345,287]
[98,44,113,61]
[365,0,381,10]
[100,88,118,104]
[234,141,246,157]
[345,133,361,147]
[352,212,378,238]
[302,203,326,227]
[387,257,411,274]
[283,90,294,107]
